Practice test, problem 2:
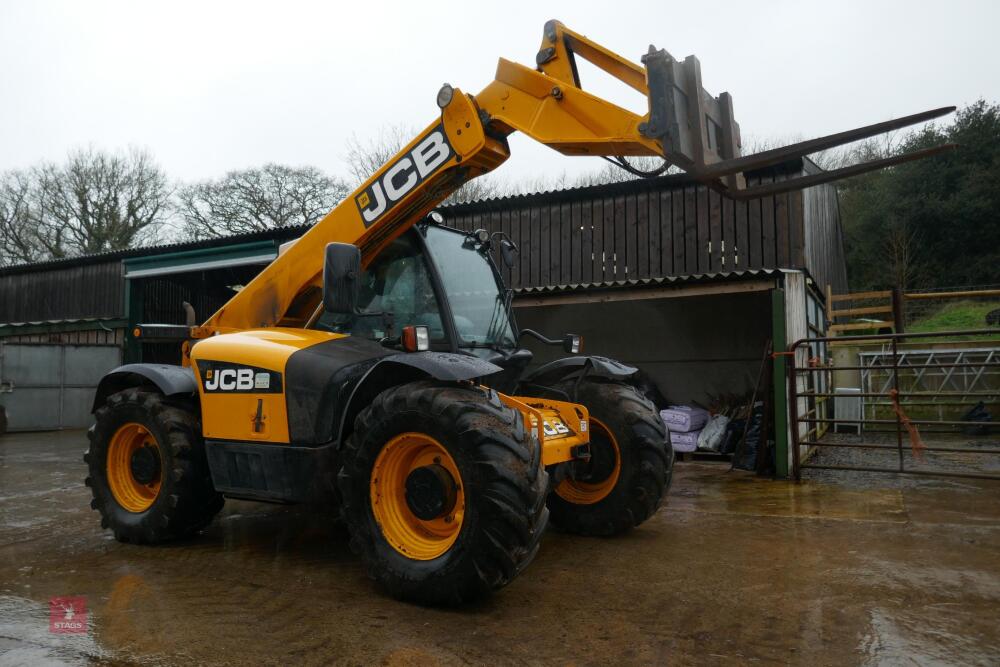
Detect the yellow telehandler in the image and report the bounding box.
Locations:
[84,21,953,604]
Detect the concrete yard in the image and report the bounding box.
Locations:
[1,430,999,666]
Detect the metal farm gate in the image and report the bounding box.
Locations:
[0,343,121,431]
[789,329,1000,481]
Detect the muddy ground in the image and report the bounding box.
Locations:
[1,430,999,666]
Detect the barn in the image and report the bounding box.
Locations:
[0,157,843,476]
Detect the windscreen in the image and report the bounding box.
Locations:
[423,226,516,349]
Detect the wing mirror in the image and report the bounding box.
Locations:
[563,334,583,354]
[499,239,518,268]
[323,242,361,314]
[520,329,584,355]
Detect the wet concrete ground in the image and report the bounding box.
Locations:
[1,430,999,666]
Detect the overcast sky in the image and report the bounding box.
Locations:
[1,0,997,188]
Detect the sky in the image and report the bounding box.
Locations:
[1,0,997,188]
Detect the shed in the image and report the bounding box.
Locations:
[0,158,843,475]
[0,228,305,430]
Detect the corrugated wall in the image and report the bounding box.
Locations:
[140,278,236,325]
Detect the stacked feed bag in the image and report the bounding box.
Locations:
[660,405,708,432]
[668,431,700,451]
[660,405,709,453]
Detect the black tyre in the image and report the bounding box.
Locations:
[547,379,672,536]
[338,381,548,605]
[85,388,223,544]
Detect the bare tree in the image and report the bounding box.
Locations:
[177,164,351,240]
[343,126,416,185]
[30,148,170,258]
[571,156,679,187]
[883,218,921,290]
[0,170,40,265]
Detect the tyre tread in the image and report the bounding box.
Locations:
[338,380,548,605]
[85,388,223,544]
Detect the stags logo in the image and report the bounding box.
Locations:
[49,596,87,634]
[355,124,453,227]
[200,362,283,394]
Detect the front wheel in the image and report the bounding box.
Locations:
[338,381,548,605]
[85,388,223,544]
[547,379,672,536]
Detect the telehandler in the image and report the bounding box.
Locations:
[84,21,953,604]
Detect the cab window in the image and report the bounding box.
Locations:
[315,234,446,343]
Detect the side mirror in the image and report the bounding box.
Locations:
[520,328,584,354]
[499,239,518,268]
[323,242,361,314]
[563,334,583,354]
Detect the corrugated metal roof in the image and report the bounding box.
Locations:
[0,316,122,327]
[0,316,127,332]
[0,225,309,277]
[513,268,781,296]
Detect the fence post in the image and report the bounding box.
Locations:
[892,287,905,334]
[825,284,833,330]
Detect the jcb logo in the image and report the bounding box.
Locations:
[204,368,254,391]
[355,124,453,227]
[200,363,281,394]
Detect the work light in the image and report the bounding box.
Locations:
[402,325,430,352]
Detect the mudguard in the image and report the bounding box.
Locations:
[328,352,503,445]
[283,336,502,445]
[379,351,501,381]
[92,364,197,412]
[519,355,638,388]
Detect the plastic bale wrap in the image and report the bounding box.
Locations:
[719,419,745,455]
[697,414,731,451]
[733,402,765,471]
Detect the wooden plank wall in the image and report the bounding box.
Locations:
[802,183,849,295]
[445,176,814,291]
[0,260,125,324]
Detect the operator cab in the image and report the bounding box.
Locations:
[313,215,573,392]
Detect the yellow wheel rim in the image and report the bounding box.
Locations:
[106,422,162,513]
[370,432,465,561]
[556,417,621,505]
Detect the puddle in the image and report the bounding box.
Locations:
[669,464,908,523]
[0,595,105,666]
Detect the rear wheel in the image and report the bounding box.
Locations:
[547,379,672,536]
[338,381,548,605]
[85,388,223,544]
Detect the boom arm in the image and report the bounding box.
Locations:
[195,20,953,338]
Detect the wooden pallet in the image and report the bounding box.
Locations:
[675,451,732,462]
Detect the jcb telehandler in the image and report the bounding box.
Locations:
[85,21,953,604]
